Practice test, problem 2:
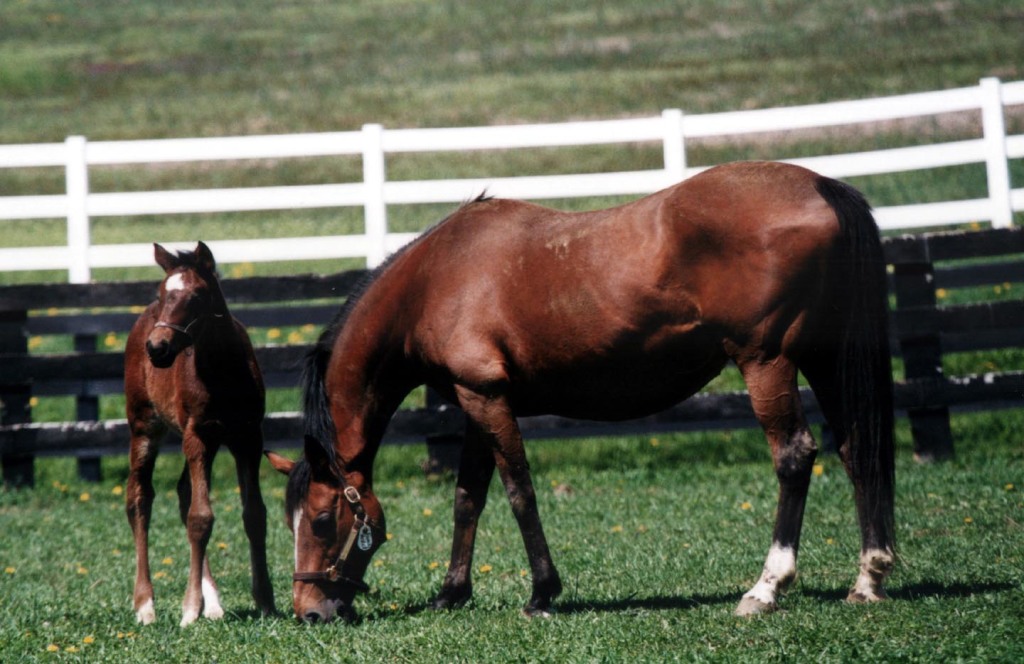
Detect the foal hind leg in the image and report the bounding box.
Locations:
[176,463,224,622]
[232,436,276,615]
[735,357,817,616]
[455,385,562,617]
[432,420,497,610]
[126,432,160,624]
[178,432,219,627]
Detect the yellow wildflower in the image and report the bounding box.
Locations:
[83,636,94,644]
[112,485,123,496]
[4,567,15,574]
[479,564,493,573]
[162,557,173,565]
[740,501,752,510]
[422,508,433,517]
[812,463,824,476]
[610,524,624,533]
[46,644,59,652]
[79,492,90,502]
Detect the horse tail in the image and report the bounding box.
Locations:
[816,176,896,550]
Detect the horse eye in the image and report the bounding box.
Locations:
[311,513,334,538]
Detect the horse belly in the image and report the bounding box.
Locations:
[506,328,729,421]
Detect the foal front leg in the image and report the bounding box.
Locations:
[432,421,496,610]
[179,432,218,627]
[126,433,159,625]
[456,387,562,617]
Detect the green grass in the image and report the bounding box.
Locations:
[1,413,1022,662]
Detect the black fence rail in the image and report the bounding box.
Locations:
[3,228,1023,486]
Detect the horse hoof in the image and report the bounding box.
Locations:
[522,607,555,619]
[734,596,777,617]
[846,589,887,604]
[135,599,156,625]
[203,604,225,620]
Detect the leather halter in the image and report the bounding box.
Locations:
[153,313,224,341]
[292,484,386,594]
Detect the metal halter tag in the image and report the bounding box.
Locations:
[357,523,374,552]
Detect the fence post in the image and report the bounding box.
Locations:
[65,135,91,283]
[892,250,955,461]
[74,333,102,482]
[362,123,388,268]
[1,309,33,487]
[980,77,1013,229]
[661,109,686,183]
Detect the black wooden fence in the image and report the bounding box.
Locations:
[3,228,1023,486]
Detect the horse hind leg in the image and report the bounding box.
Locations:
[735,356,817,617]
[802,358,895,604]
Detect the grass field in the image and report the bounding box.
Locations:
[3,1,1024,661]
[1,415,1022,663]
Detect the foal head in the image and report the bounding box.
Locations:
[266,436,386,623]
[146,242,223,368]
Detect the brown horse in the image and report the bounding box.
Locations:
[266,161,896,622]
[124,242,275,626]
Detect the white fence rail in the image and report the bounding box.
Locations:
[1,77,1022,283]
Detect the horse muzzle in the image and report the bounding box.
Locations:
[145,330,191,368]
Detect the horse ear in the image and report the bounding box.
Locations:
[194,241,217,274]
[264,450,295,476]
[303,435,333,472]
[154,243,178,273]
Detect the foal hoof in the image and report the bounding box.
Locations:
[135,599,156,626]
[522,606,555,619]
[430,589,471,611]
[734,596,778,617]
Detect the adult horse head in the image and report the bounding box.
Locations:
[266,436,386,623]
[268,161,896,622]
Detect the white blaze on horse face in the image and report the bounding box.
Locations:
[742,543,797,606]
[165,273,186,292]
[293,508,303,569]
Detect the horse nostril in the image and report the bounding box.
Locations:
[303,610,324,624]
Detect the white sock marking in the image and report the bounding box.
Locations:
[743,544,797,606]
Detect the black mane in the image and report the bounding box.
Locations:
[300,194,493,466]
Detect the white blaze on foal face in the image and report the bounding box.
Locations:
[165,272,187,292]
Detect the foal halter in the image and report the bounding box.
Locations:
[153,313,224,341]
[291,485,386,594]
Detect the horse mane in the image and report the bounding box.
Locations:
[300,193,494,466]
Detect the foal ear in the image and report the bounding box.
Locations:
[154,243,179,273]
[264,450,295,476]
[194,241,217,274]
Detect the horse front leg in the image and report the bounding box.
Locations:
[455,386,562,617]
[178,430,218,627]
[432,421,496,610]
[735,358,817,617]
[232,437,276,616]
[126,432,159,625]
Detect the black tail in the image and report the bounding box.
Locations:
[816,176,896,551]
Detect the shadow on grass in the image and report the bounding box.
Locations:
[556,591,736,614]
[801,580,1017,603]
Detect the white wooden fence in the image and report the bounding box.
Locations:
[1,77,1022,283]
